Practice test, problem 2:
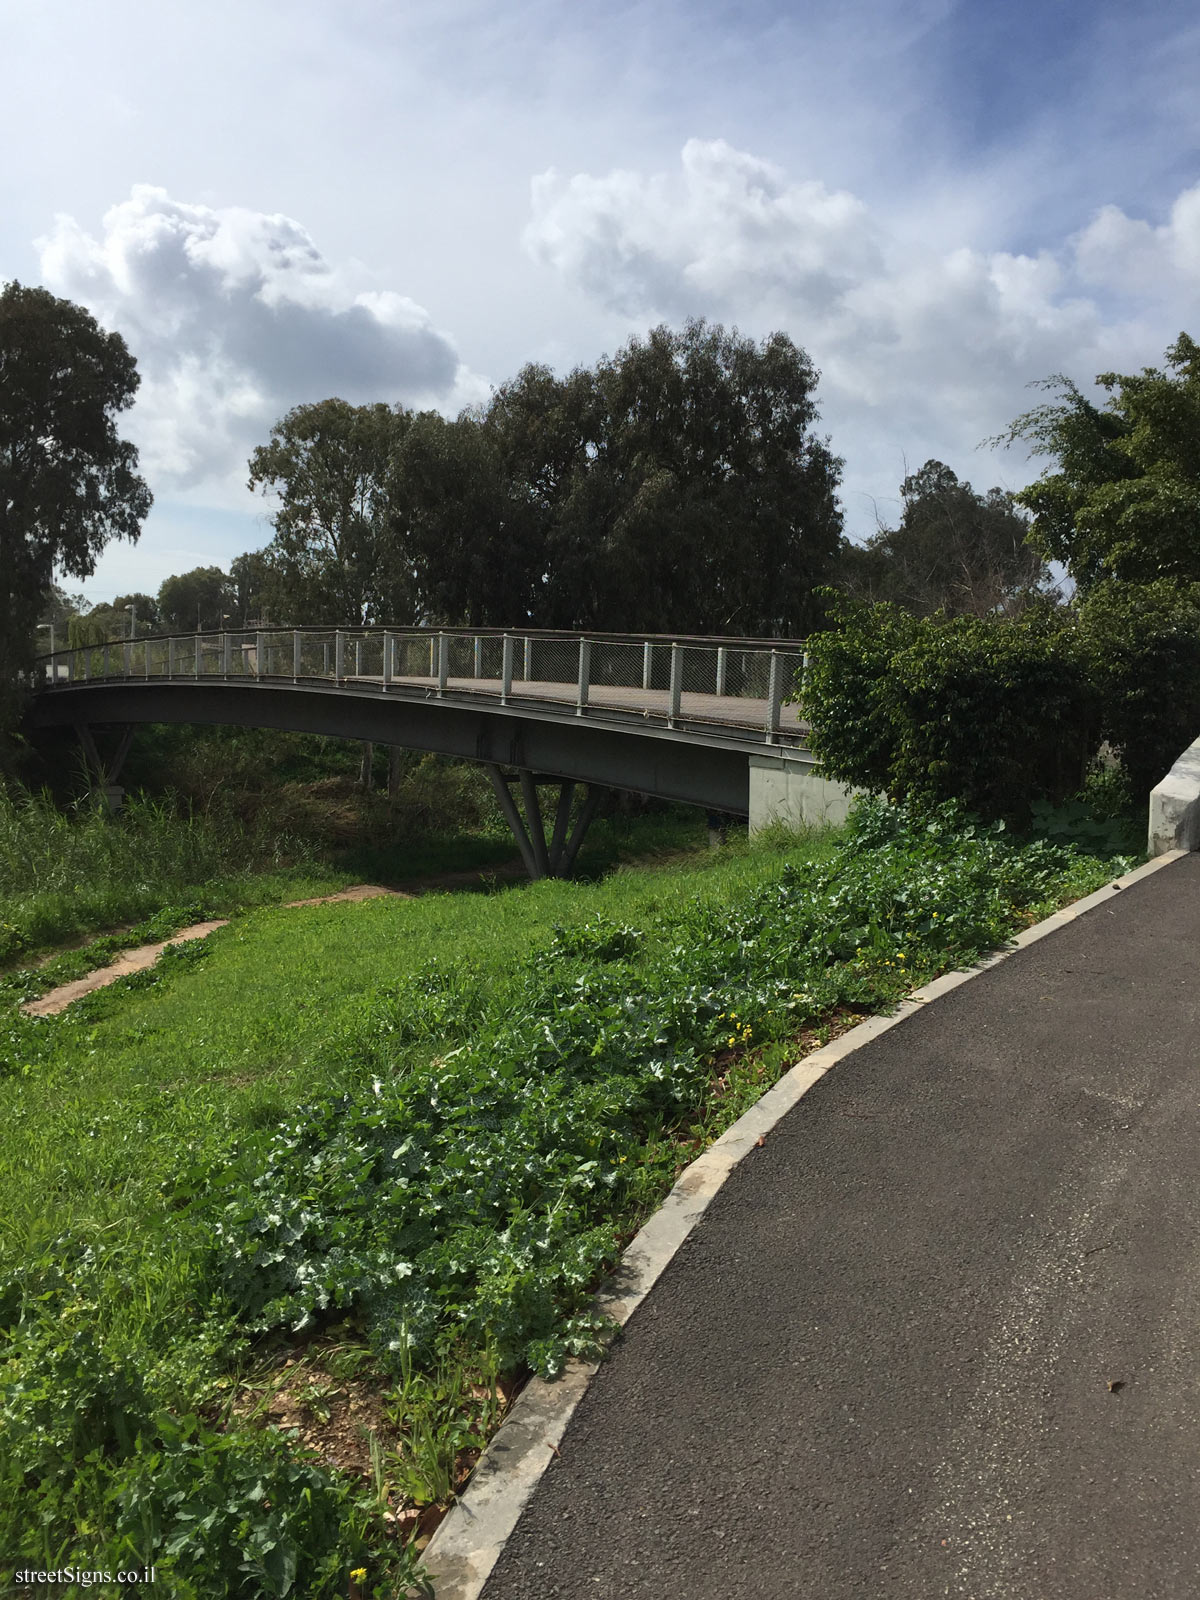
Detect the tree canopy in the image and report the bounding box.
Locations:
[157,566,235,633]
[1,282,150,748]
[995,333,1200,593]
[245,319,844,637]
[839,460,1052,618]
[497,319,844,634]
[248,399,411,626]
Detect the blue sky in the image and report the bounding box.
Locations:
[3,0,1198,606]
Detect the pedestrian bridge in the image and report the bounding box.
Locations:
[27,626,853,876]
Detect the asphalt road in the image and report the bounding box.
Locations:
[481,852,1200,1600]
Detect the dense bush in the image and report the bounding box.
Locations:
[805,579,1200,819]
[1074,579,1200,802]
[802,591,1097,821]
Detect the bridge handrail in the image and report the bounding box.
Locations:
[32,622,810,660]
[29,626,810,746]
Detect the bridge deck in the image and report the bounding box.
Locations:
[342,674,808,735]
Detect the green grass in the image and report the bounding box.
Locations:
[0,785,356,966]
[0,795,1141,1597]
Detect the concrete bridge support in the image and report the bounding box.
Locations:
[73,723,135,812]
[485,767,608,879]
[748,750,859,833]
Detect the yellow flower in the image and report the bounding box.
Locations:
[351,1570,367,1585]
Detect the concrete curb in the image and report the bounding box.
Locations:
[419,846,1189,1599]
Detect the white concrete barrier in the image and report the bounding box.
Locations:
[1149,735,1200,856]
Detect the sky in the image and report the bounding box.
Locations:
[4,0,1199,608]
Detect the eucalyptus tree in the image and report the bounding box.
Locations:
[839,460,1053,618]
[0,282,150,753]
[248,398,414,625]
[486,318,844,636]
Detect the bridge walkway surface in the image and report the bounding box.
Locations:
[465,850,1200,1600]
[334,674,808,736]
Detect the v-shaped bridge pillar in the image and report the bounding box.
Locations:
[484,766,607,879]
[73,722,136,812]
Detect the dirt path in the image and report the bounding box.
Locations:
[21,884,412,1019]
[19,853,539,1020]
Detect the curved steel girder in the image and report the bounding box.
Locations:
[27,680,765,816]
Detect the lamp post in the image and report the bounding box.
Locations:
[124,603,137,639]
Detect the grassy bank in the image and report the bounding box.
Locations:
[0,796,1139,1595]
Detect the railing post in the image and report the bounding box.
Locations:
[83,647,90,682]
[68,651,76,684]
[766,649,783,743]
[437,631,449,692]
[222,633,231,676]
[391,635,399,679]
[382,631,392,690]
[642,641,653,691]
[124,640,132,677]
[523,636,532,681]
[429,635,436,678]
[335,630,344,682]
[354,639,363,678]
[103,645,110,679]
[668,643,682,725]
[501,634,513,703]
[256,630,265,680]
[716,646,727,697]
[293,630,301,683]
[168,637,175,678]
[194,636,202,678]
[474,636,483,679]
[576,638,591,715]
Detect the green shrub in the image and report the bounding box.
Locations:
[1074,578,1200,801]
[800,592,917,794]
[802,591,1096,822]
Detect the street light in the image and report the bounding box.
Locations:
[124,603,136,639]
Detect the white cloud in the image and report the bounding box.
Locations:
[524,141,1200,532]
[37,185,489,493]
[525,138,884,321]
[1072,185,1200,302]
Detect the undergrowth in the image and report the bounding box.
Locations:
[0,796,1138,1595]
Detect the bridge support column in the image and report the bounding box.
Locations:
[74,723,135,812]
[484,767,606,879]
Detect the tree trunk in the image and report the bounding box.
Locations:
[388,745,403,805]
[358,741,374,790]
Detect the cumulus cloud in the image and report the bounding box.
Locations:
[1071,185,1200,302]
[38,186,488,491]
[524,140,1200,530]
[526,138,884,321]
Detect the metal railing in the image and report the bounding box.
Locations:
[31,626,811,745]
